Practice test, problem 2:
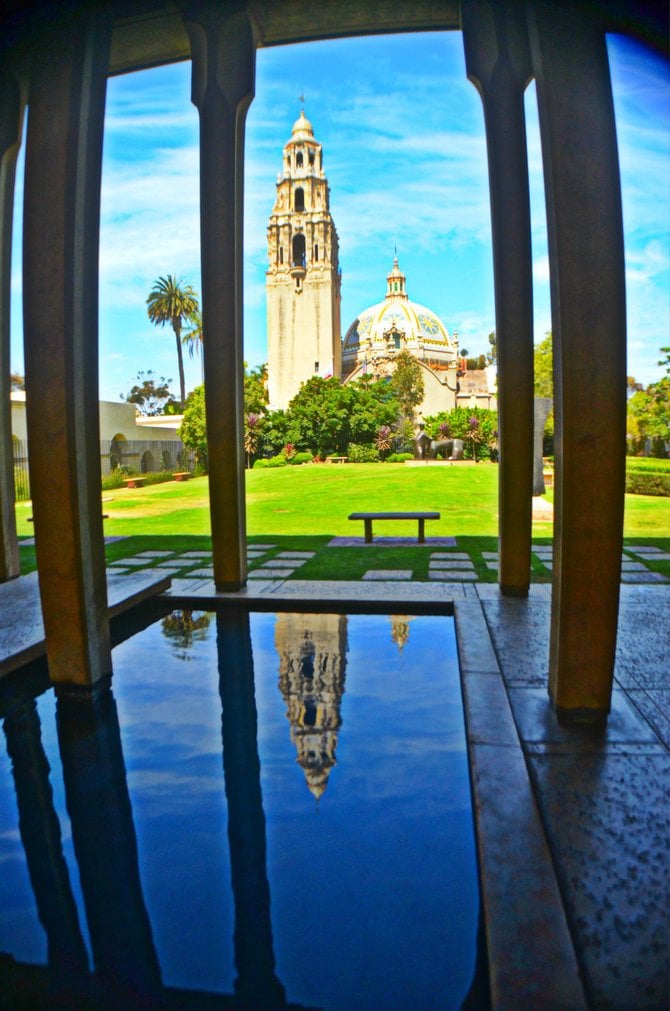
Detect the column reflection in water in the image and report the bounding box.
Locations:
[2,695,89,985]
[56,683,163,1003]
[216,608,286,1010]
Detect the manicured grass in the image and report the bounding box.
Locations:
[15,463,670,580]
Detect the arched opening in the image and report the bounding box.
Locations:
[294,187,304,212]
[160,449,173,470]
[296,151,303,167]
[109,433,127,470]
[292,233,306,267]
[140,450,155,473]
[314,243,319,262]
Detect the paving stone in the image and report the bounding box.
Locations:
[482,551,499,559]
[508,686,661,748]
[277,551,315,559]
[134,550,175,558]
[627,545,662,554]
[485,561,499,570]
[267,579,465,601]
[431,552,470,560]
[621,571,668,583]
[429,559,475,570]
[261,558,299,569]
[628,689,670,750]
[251,567,294,578]
[154,563,192,571]
[247,543,276,550]
[177,551,212,558]
[429,571,478,581]
[482,599,551,686]
[527,751,670,1009]
[615,591,670,689]
[362,569,413,581]
[621,560,650,571]
[651,552,670,561]
[189,568,215,578]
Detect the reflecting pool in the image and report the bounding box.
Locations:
[0,610,482,1009]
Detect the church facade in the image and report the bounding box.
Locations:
[266,113,496,415]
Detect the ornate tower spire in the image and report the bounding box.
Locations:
[386,256,408,300]
[266,111,342,409]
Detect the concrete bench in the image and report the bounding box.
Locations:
[173,471,190,482]
[123,477,144,488]
[326,456,348,464]
[348,511,440,543]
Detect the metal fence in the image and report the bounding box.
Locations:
[13,438,30,502]
[11,437,195,501]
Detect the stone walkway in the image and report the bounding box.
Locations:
[104,540,670,585]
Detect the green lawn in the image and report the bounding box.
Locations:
[15,463,670,581]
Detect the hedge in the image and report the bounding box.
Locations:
[625,470,670,497]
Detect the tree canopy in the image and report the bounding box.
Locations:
[534,331,553,398]
[122,370,177,415]
[146,275,200,409]
[389,350,424,419]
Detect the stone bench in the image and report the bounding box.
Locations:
[326,456,348,464]
[348,511,441,543]
[173,472,190,482]
[123,477,144,488]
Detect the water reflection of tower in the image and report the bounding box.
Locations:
[275,614,348,800]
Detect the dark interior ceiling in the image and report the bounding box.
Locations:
[1,0,667,81]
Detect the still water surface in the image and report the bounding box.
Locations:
[0,611,480,1008]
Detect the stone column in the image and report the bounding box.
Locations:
[22,11,111,685]
[217,609,286,1008]
[528,3,627,721]
[180,2,256,591]
[0,68,24,583]
[462,0,535,597]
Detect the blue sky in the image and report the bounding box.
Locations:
[10,30,669,403]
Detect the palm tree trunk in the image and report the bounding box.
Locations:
[173,322,186,409]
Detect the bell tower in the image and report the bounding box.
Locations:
[266,110,342,409]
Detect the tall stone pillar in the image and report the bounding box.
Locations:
[462,0,534,597]
[22,11,111,684]
[528,3,627,721]
[0,68,24,583]
[180,2,256,591]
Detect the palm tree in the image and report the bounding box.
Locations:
[182,310,203,359]
[146,275,199,409]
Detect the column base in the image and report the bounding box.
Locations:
[215,580,247,593]
[500,583,530,598]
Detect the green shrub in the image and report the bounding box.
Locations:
[102,468,176,490]
[626,457,670,473]
[347,443,379,463]
[625,471,670,497]
[289,452,313,465]
[102,469,127,490]
[142,470,175,486]
[386,452,414,463]
[256,454,287,468]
